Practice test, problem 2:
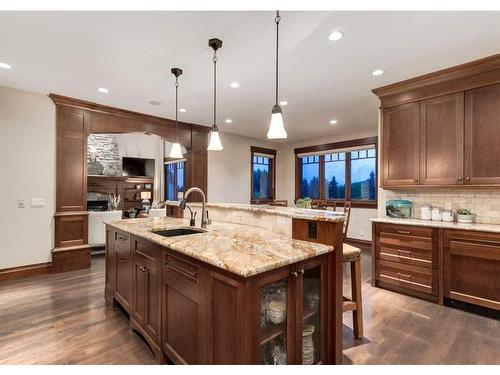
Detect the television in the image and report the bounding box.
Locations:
[122,157,155,178]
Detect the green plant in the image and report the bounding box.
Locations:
[456,208,473,215]
[128,208,137,214]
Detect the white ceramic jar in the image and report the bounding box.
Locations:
[431,207,442,221]
[421,204,432,220]
[442,209,454,222]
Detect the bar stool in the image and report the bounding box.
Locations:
[341,201,363,339]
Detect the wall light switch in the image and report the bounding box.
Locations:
[18,200,25,208]
[30,198,45,208]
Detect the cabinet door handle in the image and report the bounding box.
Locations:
[118,257,128,263]
[397,230,411,235]
[291,271,298,277]
[457,177,463,182]
[466,177,471,181]
[414,178,419,182]
[397,272,412,280]
[299,269,305,275]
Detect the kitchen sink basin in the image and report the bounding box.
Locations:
[151,227,206,237]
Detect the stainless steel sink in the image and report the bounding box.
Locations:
[150,227,206,237]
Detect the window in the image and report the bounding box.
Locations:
[251,146,276,202]
[300,155,320,199]
[165,160,185,201]
[295,137,377,207]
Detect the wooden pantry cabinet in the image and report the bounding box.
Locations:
[374,54,500,188]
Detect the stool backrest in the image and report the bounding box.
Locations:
[343,201,352,241]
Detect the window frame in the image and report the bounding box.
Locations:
[294,137,378,208]
[250,146,277,204]
[164,158,186,201]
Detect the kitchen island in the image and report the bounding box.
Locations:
[105,206,344,365]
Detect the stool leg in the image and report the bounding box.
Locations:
[351,260,363,339]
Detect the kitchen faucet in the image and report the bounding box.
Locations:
[179,187,211,229]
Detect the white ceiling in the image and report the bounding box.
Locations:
[0,11,499,143]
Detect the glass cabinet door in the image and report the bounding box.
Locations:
[301,263,324,365]
[260,278,288,364]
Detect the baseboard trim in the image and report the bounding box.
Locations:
[0,262,52,282]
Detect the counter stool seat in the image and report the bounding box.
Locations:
[343,243,361,262]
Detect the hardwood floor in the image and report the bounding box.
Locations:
[342,248,500,364]
[0,257,155,365]
[0,252,498,364]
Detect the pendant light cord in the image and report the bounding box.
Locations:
[213,50,218,128]
[275,10,280,106]
[175,76,179,141]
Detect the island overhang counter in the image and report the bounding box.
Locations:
[104,206,344,365]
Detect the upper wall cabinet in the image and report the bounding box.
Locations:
[465,83,500,185]
[374,54,500,188]
[382,102,420,186]
[419,92,464,185]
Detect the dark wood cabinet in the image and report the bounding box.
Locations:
[374,54,500,188]
[131,238,163,362]
[382,102,420,186]
[104,229,132,312]
[373,223,439,302]
[419,92,464,185]
[373,221,500,314]
[443,229,500,311]
[105,220,343,365]
[464,83,500,185]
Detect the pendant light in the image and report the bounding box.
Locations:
[207,38,224,151]
[267,10,287,140]
[169,67,184,159]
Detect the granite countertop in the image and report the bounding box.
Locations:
[371,217,500,234]
[106,217,335,278]
[181,202,345,223]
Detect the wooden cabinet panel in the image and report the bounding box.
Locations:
[419,92,464,185]
[105,229,114,304]
[132,240,162,347]
[378,259,435,295]
[162,253,201,364]
[443,230,500,310]
[382,102,420,186]
[114,245,131,313]
[465,83,500,185]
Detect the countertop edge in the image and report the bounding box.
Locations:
[370,217,500,234]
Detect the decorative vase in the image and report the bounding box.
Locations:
[302,324,315,365]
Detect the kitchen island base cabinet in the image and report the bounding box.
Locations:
[105,221,343,365]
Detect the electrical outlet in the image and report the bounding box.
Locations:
[18,200,25,208]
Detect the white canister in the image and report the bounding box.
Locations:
[421,204,432,220]
[442,209,454,222]
[431,207,442,221]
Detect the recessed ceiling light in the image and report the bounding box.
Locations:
[328,31,344,41]
[148,100,162,106]
[225,119,232,124]
[98,87,109,93]
[279,100,288,106]
[179,108,187,112]
[330,119,338,125]
[230,82,240,88]
[0,62,12,70]
[372,69,385,76]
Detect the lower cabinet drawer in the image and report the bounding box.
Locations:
[378,259,436,295]
[379,245,433,268]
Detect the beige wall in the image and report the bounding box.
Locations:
[276,129,379,241]
[207,132,276,204]
[0,86,56,269]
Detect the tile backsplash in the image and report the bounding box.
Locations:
[383,189,500,224]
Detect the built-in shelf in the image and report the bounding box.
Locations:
[260,307,318,346]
